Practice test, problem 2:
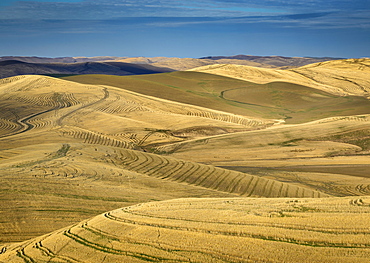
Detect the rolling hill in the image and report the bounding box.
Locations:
[64,61,370,124]
[0,54,343,74]
[189,58,370,98]
[0,60,173,79]
[0,57,369,262]
[2,197,369,263]
[200,54,344,68]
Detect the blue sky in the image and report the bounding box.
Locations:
[0,0,369,58]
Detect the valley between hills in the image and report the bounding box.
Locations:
[0,57,369,262]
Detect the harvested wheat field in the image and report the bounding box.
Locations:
[1,197,370,263]
[0,58,370,262]
[189,58,370,97]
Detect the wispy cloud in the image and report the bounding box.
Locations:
[1,9,369,37]
[1,0,368,25]
[0,0,369,58]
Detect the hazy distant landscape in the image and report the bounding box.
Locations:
[0,55,369,262]
[0,0,369,261]
[0,55,344,79]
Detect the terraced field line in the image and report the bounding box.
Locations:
[81,224,232,263]
[106,211,370,248]
[121,208,370,234]
[64,227,184,262]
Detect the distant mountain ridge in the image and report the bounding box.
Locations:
[0,60,173,79]
[0,56,120,63]
[200,54,345,68]
[0,55,345,77]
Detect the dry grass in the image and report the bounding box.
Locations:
[1,197,370,263]
[64,70,370,124]
[0,59,370,262]
[0,143,238,244]
[190,58,370,98]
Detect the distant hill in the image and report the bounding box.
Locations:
[200,54,344,68]
[0,55,344,74]
[0,59,370,261]
[0,60,173,78]
[190,58,370,98]
[4,196,370,263]
[112,56,273,70]
[0,56,120,63]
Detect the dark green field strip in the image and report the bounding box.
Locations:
[61,73,280,119]
[63,73,370,124]
[221,81,370,123]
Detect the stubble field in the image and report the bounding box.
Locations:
[0,58,369,262]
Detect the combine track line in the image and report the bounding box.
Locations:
[105,211,370,249]
[57,86,109,126]
[0,92,79,138]
[0,106,60,138]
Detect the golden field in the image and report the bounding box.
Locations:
[0,58,369,262]
[2,197,370,263]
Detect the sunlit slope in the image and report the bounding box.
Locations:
[190,58,370,98]
[158,115,370,197]
[0,75,328,243]
[159,114,370,161]
[0,141,327,243]
[111,56,272,70]
[0,75,273,150]
[63,71,370,124]
[0,143,237,243]
[2,197,370,263]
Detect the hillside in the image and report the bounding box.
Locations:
[200,54,344,68]
[0,55,342,73]
[0,58,369,262]
[0,74,308,244]
[190,58,370,98]
[1,197,369,263]
[112,56,273,70]
[64,70,370,124]
[0,56,120,64]
[0,60,173,79]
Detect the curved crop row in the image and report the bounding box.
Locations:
[93,94,150,114]
[110,87,273,128]
[152,103,271,127]
[2,197,370,263]
[0,118,20,135]
[7,92,79,109]
[27,117,53,130]
[184,110,268,127]
[0,75,27,85]
[61,128,134,149]
[317,115,370,124]
[115,149,328,198]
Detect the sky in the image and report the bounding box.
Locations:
[0,0,369,58]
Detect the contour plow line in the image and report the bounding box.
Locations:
[110,148,329,198]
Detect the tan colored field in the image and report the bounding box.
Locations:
[0,58,370,262]
[1,197,370,263]
[190,58,370,97]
